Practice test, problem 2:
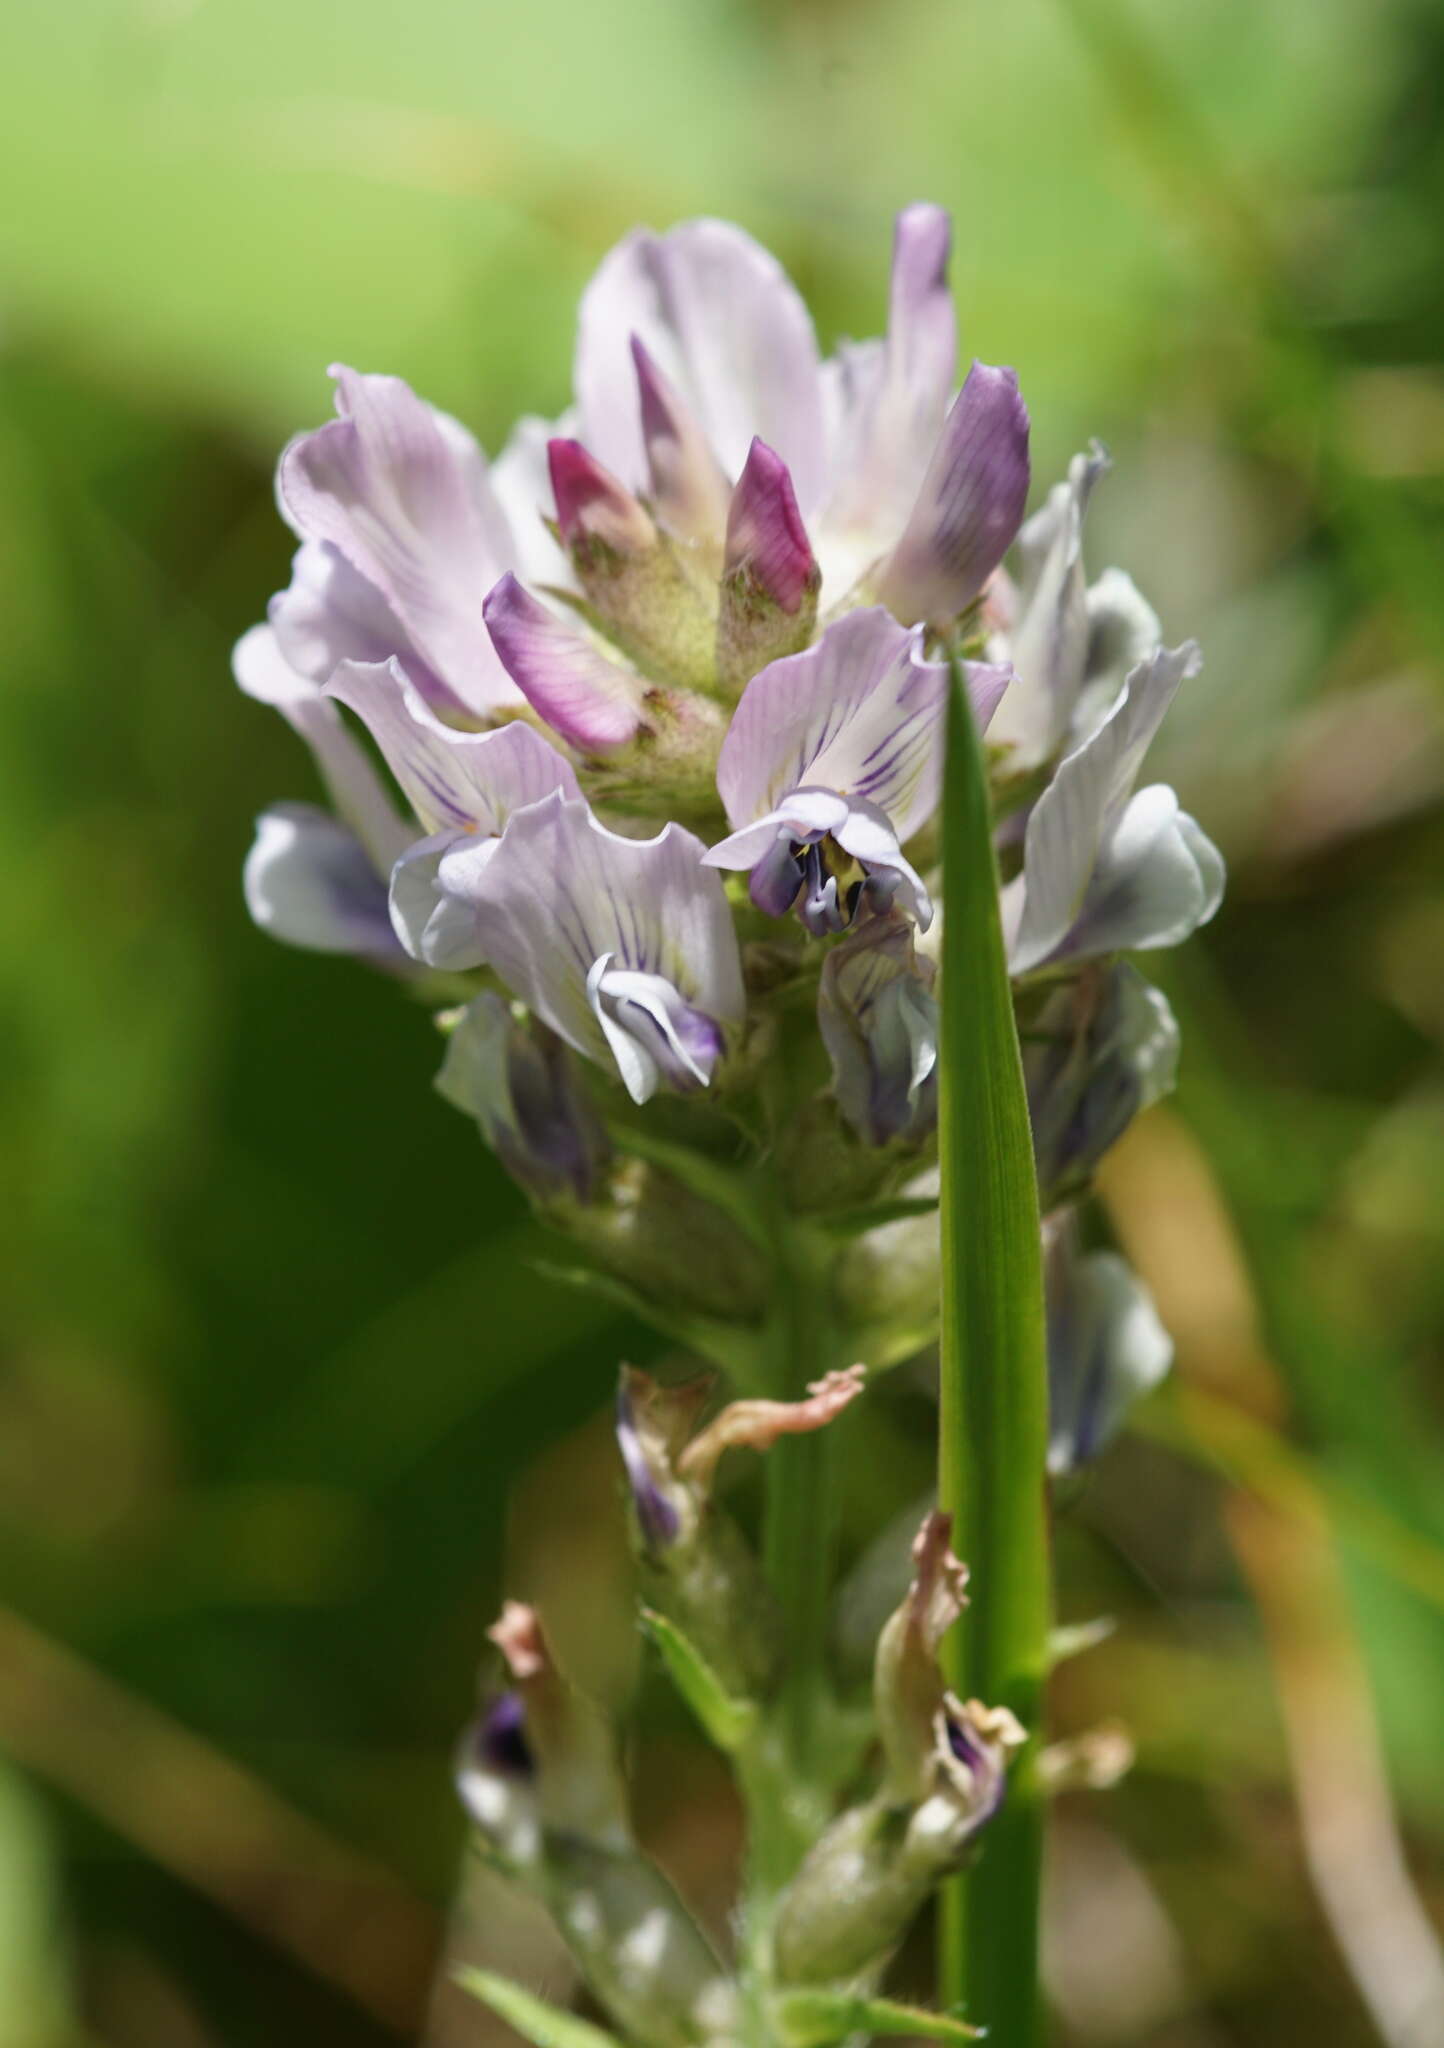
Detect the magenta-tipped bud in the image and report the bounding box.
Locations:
[716,439,821,694]
[547,438,656,556]
[724,438,819,615]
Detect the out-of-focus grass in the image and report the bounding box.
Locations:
[0,0,1441,2043]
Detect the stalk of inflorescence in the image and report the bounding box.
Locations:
[936,657,1053,2041]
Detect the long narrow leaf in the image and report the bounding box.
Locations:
[454,1968,627,2048]
[936,658,1052,2041]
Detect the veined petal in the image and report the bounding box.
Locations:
[278,366,521,718]
[1049,787,1225,964]
[631,335,733,553]
[875,361,1031,625]
[1024,963,1179,1202]
[1008,641,1202,972]
[482,573,644,750]
[243,803,404,962]
[587,957,725,1104]
[389,830,499,969]
[269,538,458,714]
[820,205,957,587]
[466,791,744,1089]
[232,624,411,871]
[326,656,579,836]
[715,608,991,845]
[575,219,827,512]
[989,444,1109,765]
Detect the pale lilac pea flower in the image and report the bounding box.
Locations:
[462,791,745,1104]
[233,624,414,962]
[705,607,1010,934]
[323,658,579,969]
[275,365,527,721]
[1004,641,1225,972]
[1023,963,1179,1206]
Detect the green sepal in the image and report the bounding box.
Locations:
[639,1605,756,1752]
[453,1967,627,2047]
[773,1987,983,2044]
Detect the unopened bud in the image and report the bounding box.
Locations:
[436,994,609,1206]
[817,914,938,1148]
[457,1604,736,2046]
[548,437,717,694]
[716,438,820,695]
[1023,963,1178,1206]
[774,1516,1023,1985]
[1044,1214,1172,1474]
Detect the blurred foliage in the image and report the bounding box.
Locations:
[0,0,1442,2043]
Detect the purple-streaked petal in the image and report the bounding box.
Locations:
[575,220,827,511]
[465,791,744,1090]
[1007,641,1201,971]
[989,444,1109,765]
[278,366,521,718]
[548,438,657,554]
[715,609,956,844]
[819,206,958,591]
[243,803,405,962]
[482,573,643,750]
[232,625,412,871]
[876,361,1031,625]
[631,335,733,554]
[326,656,579,837]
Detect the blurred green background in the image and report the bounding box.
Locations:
[1,0,1442,2042]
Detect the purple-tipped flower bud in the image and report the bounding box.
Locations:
[616,1365,866,1694]
[1023,963,1179,1206]
[548,437,657,557]
[545,437,716,692]
[773,1513,1024,1985]
[458,1603,736,2043]
[817,914,938,1147]
[436,993,610,1207]
[716,438,820,695]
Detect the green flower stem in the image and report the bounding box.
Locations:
[936,662,1053,2042]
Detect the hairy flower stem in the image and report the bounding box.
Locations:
[937,663,1052,2043]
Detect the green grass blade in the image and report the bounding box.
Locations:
[453,1968,627,2048]
[936,659,1052,2041]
